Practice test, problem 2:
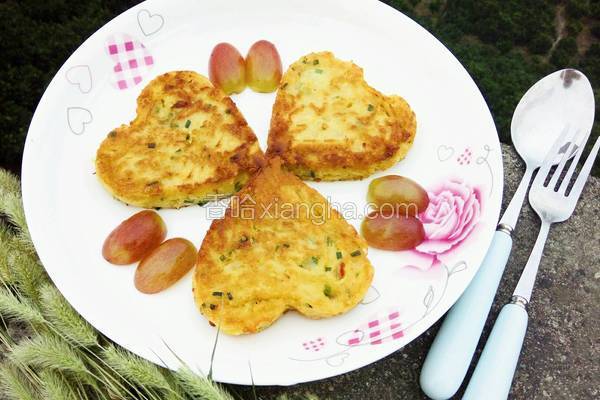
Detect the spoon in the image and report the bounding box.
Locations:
[419,69,595,400]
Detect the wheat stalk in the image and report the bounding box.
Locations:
[39,283,97,347]
[0,169,32,249]
[0,170,21,198]
[175,367,235,400]
[0,190,27,231]
[0,364,40,400]
[0,224,14,283]
[102,344,174,394]
[83,356,147,400]
[38,370,78,400]
[8,255,45,306]
[0,288,45,327]
[9,334,95,386]
[0,231,47,305]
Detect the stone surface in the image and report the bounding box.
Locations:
[229,143,600,399]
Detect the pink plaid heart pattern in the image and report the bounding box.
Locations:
[302,337,326,352]
[346,309,404,346]
[105,33,154,90]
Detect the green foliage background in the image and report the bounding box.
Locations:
[382,0,599,174]
[0,0,598,174]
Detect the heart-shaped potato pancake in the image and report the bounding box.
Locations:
[194,158,374,335]
[266,51,416,181]
[96,71,264,208]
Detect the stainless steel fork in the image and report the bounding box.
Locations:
[462,129,600,400]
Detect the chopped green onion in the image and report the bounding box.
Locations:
[323,284,332,298]
[367,104,374,112]
[313,59,319,65]
[212,291,223,297]
[315,69,323,74]
[227,292,233,300]
[351,250,362,257]
[185,119,191,128]
[325,267,332,272]
[147,142,156,148]
[336,251,342,260]
[311,256,319,264]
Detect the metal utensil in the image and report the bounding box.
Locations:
[463,129,600,400]
[420,69,595,400]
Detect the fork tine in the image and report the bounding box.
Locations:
[558,128,592,194]
[548,128,580,190]
[567,136,600,200]
[533,125,571,187]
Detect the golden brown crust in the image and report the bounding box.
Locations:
[193,158,374,335]
[266,52,416,181]
[95,71,265,208]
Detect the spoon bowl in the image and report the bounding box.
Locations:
[511,69,595,168]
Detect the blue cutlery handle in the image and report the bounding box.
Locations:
[463,303,528,400]
[420,230,513,400]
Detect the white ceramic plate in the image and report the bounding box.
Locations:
[22,0,502,386]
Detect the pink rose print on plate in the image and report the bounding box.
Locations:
[340,309,404,346]
[302,337,326,352]
[105,33,154,90]
[406,180,482,271]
